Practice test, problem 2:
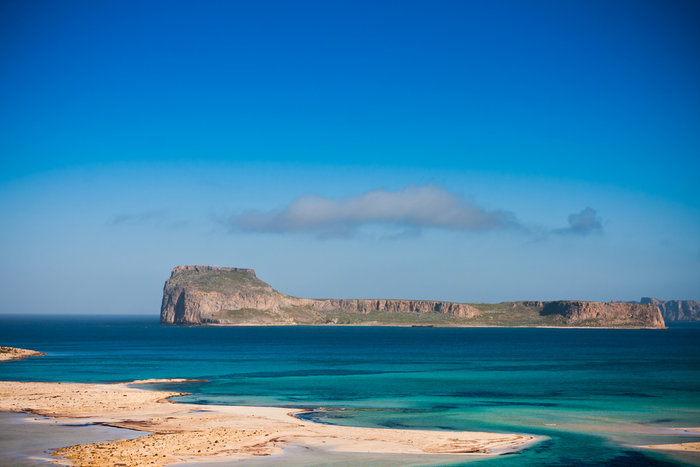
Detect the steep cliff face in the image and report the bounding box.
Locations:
[640,297,700,322]
[160,266,297,324]
[160,266,665,328]
[541,301,665,328]
[319,299,478,318]
[160,266,479,325]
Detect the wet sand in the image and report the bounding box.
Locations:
[0,411,144,466]
[0,380,538,466]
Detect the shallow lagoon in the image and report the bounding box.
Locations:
[1,315,699,466]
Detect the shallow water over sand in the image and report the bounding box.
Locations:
[1,315,699,466]
[0,412,144,466]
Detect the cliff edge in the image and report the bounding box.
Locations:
[640,297,700,322]
[160,266,665,328]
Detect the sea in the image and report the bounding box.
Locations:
[1,315,699,466]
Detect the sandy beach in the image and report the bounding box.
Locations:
[0,380,538,466]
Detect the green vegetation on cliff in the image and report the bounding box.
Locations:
[168,266,273,294]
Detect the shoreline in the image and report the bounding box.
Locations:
[0,380,541,466]
[167,322,667,329]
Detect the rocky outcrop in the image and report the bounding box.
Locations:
[541,301,665,328]
[0,346,45,362]
[160,266,479,325]
[160,266,292,324]
[160,266,665,328]
[640,298,700,322]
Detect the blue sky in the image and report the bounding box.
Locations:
[1,0,699,314]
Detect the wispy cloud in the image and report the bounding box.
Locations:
[108,210,189,229]
[553,207,603,236]
[226,185,519,238]
[110,210,168,225]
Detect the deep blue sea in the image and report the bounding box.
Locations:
[1,315,699,466]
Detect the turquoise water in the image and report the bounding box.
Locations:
[1,315,699,466]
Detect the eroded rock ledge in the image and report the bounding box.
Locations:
[160,266,665,328]
[0,346,45,362]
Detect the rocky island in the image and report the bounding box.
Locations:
[160,266,665,328]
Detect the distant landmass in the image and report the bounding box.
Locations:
[639,297,700,322]
[160,266,665,328]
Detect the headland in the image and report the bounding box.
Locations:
[0,346,45,362]
[160,266,666,328]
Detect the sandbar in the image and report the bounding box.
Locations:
[0,380,538,466]
[638,441,700,453]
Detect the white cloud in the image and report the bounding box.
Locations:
[227,185,518,237]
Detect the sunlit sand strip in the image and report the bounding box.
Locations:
[0,346,45,362]
[638,441,700,453]
[0,380,539,466]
